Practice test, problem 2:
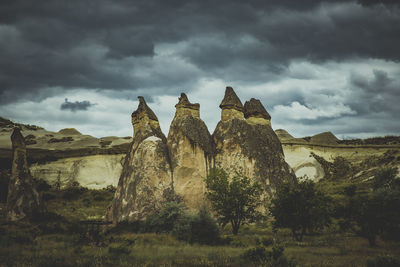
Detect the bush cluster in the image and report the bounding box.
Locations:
[113,202,221,245]
[241,243,297,267]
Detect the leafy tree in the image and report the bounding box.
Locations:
[204,168,263,235]
[338,167,400,246]
[372,167,399,190]
[270,180,332,241]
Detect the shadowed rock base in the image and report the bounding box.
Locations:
[7,127,44,221]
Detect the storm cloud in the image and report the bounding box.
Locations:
[60,98,95,112]
[0,0,399,138]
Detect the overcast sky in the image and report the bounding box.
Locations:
[0,0,399,139]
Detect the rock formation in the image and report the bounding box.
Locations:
[167,93,214,210]
[310,132,339,145]
[213,87,296,197]
[244,98,271,126]
[107,88,298,222]
[7,127,44,221]
[106,97,173,223]
[220,86,245,121]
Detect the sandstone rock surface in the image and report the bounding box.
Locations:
[167,93,214,210]
[29,154,124,189]
[7,128,44,221]
[107,97,173,223]
[213,87,296,197]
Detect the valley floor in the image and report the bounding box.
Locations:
[1,186,400,267]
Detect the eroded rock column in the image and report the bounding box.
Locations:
[106,97,173,223]
[7,127,44,221]
[167,93,214,210]
[213,87,296,198]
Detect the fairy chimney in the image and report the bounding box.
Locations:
[244,98,271,126]
[168,93,214,210]
[219,86,244,121]
[107,97,173,223]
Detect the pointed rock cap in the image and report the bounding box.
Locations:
[131,96,158,122]
[219,86,244,112]
[175,93,200,110]
[11,127,25,149]
[244,98,271,120]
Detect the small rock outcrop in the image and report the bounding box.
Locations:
[213,87,296,197]
[244,98,271,126]
[310,132,339,145]
[7,127,44,221]
[106,97,173,223]
[167,93,214,210]
[219,86,245,121]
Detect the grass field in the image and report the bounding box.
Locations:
[1,184,400,266]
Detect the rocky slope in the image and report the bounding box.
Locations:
[277,130,400,182]
[0,116,130,189]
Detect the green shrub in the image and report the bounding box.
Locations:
[261,237,274,247]
[62,186,88,200]
[241,243,297,267]
[145,201,187,233]
[144,202,221,245]
[189,207,220,245]
[110,221,144,234]
[366,254,400,267]
[35,178,52,192]
[270,180,332,241]
[242,246,268,263]
[373,167,399,190]
[108,244,131,256]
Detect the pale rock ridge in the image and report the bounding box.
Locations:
[107,97,173,223]
[7,127,44,221]
[167,93,214,210]
[213,90,296,197]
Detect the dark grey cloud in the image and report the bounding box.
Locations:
[0,0,399,104]
[348,69,400,115]
[60,98,94,112]
[0,0,399,138]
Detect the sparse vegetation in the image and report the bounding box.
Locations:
[204,168,263,235]
[1,168,400,266]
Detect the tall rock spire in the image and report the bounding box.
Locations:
[168,93,214,210]
[131,96,162,140]
[174,93,200,118]
[244,98,271,126]
[7,127,44,221]
[213,89,296,202]
[107,97,172,223]
[219,86,244,121]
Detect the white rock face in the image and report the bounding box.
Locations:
[281,146,325,181]
[29,155,124,189]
